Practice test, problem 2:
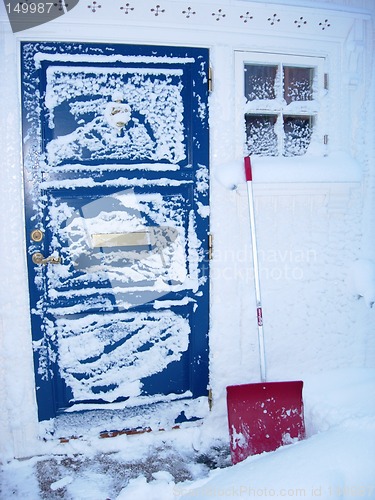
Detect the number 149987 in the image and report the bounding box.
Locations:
[6,2,54,14]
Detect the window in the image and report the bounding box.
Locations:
[239,54,325,158]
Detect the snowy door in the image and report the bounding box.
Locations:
[21,42,210,423]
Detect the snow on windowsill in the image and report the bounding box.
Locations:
[214,152,362,190]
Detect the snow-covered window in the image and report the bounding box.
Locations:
[239,53,325,157]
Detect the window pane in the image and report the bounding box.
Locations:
[283,116,313,156]
[244,65,278,101]
[245,114,278,156]
[283,67,314,104]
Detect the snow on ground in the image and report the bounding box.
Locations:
[1,368,374,499]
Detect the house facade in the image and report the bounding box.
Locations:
[0,0,374,458]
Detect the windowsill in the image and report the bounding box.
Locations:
[214,152,362,191]
[250,152,362,183]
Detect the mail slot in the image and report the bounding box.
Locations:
[91,231,151,248]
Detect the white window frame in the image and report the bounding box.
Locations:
[235,51,327,160]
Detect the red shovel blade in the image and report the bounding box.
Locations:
[226,381,305,464]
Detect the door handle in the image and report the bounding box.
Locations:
[32,252,61,265]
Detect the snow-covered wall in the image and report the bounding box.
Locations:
[0,0,374,458]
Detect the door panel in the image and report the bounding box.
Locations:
[45,188,190,311]
[43,65,187,165]
[50,309,192,404]
[21,42,210,423]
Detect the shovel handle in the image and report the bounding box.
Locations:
[244,156,252,182]
[244,156,266,382]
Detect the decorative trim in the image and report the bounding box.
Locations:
[54,0,66,12]
[240,12,254,24]
[182,7,196,19]
[76,1,360,38]
[150,5,165,17]
[120,3,134,15]
[268,13,281,26]
[212,9,226,21]
[319,19,331,30]
[87,2,101,13]
[294,16,307,28]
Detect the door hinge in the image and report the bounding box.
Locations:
[208,67,213,93]
[324,73,329,90]
[208,388,213,410]
[208,233,213,260]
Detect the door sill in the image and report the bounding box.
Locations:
[40,397,209,442]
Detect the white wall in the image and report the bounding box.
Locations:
[0,0,374,458]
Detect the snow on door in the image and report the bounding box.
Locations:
[21,42,210,423]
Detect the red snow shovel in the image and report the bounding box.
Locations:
[226,156,305,465]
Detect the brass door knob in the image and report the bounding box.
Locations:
[32,252,61,265]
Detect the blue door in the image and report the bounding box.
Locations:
[21,42,210,423]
